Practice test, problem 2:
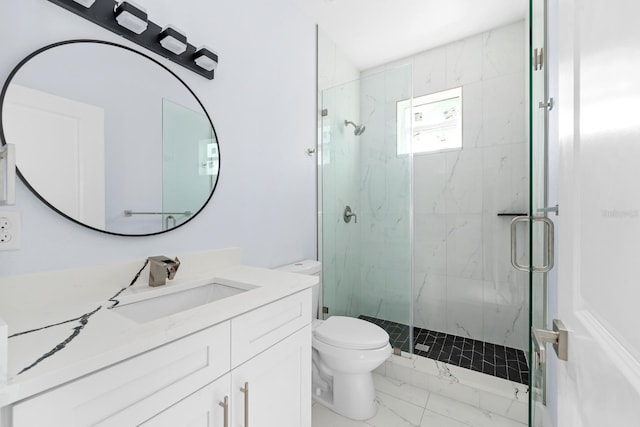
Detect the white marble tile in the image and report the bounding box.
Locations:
[478,389,529,423]
[358,265,387,319]
[482,21,526,80]
[420,409,469,427]
[383,268,413,325]
[312,403,369,427]
[373,373,430,408]
[427,394,527,427]
[445,215,484,280]
[413,46,447,96]
[446,34,483,87]
[444,285,485,340]
[413,153,447,214]
[378,354,529,424]
[413,213,447,276]
[367,390,425,427]
[312,367,526,427]
[483,302,527,351]
[444,363,528,403]
[463,81,484,148]
[445,148,484,214]
[413,274,447,332]
[482,72,526,146]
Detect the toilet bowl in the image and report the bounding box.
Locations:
[277,260,392,421]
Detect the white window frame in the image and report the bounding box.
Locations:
[397,87,463,155]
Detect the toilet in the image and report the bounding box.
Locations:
[277,260,392,420]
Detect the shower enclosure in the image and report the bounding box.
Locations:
[319,65,414,354]
[319,20,530,390]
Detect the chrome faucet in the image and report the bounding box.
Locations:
[148,256,181,287]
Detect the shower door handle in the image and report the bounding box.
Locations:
[532,319,568,367]
[510,216,555,272]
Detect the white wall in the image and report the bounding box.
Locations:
[0,0,317,276]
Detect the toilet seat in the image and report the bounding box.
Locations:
[314,316,389,350]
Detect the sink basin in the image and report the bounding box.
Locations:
[112,283,247,323]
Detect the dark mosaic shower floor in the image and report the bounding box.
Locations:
[359,315,529,385]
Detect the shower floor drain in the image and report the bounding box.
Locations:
[415,343,431,352]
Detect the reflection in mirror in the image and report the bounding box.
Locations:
[0,40,219,236]
[162,99,218,231]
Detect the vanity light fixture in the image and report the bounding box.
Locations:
[194,47,218,71]
[114,1,148,34]
[72,0,96,7]
[159,26,188,55]
[46,0,218,79]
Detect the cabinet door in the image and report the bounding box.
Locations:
[231,325,311,427]
[140,373,230,427]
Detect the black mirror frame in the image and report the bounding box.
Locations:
[0,39,221,237]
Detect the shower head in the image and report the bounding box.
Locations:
[344,120,366,136]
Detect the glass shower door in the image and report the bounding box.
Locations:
[320,65,414,355]
[529,0,553,424]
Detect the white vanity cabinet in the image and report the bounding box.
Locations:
[7,289,312,427]
[231,325,311,427]
[141,373,231,426]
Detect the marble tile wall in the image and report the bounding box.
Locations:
[319,22,529,351]
[355,66,413,325]
[410,21,529,350]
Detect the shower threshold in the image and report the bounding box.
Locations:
[359,315,529,385]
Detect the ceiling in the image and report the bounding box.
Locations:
[294,0,528,70]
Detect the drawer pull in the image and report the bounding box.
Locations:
[240,382,249,426]
[218,395,229,427]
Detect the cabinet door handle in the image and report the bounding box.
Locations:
[240,382,249,427]
[218,395,229,427]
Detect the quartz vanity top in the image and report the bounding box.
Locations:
[0,248,317,406]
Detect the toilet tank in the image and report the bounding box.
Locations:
[276,260,321,320]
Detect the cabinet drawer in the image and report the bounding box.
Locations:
[12,321,230,427]
[231,289,311,367]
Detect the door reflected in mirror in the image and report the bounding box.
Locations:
[0,40,220,236]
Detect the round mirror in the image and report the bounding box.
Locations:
[0,40,220,236]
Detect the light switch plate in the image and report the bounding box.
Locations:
[0,210,21,250]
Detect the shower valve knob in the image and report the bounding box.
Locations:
[343,206,357,224]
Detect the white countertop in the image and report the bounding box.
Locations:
[0,248,317,407]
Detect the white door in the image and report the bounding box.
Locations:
[552,0,640,425]
[3,84,105,228]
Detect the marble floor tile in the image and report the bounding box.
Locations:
[312,373,527,427]
[420,409,469,427]
[312,402,369,427]
[426,393,526,427]
[372,373,430,408]
[368,390,425,427]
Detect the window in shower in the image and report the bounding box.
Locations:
[397,87,462,155]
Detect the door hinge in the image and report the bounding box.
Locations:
[322,306,329,314]
[538,97,554,110]
[534,47,544,70]
[532,319,568,368]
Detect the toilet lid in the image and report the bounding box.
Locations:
[314,316,389,350]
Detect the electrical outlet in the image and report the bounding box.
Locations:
[0,211,20,250]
